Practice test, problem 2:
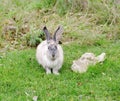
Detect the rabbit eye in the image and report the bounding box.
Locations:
[48,46,50,50]
[55,46,57,49]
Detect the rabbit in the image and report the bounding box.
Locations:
[36,26,64,75]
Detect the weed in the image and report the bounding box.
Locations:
[25,27,44,47]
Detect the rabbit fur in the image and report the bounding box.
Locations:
[36,26,64,75]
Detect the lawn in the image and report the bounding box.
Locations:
[0,40,120,101]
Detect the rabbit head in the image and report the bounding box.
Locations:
[43,26,63,60]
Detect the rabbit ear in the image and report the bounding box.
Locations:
[43,26,50,41]
[53,25,63,42]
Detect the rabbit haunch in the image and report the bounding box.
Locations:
[36,26,64,75]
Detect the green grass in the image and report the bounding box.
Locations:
[0,41,120,101]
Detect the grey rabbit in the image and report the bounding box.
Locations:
[36,26,64,75]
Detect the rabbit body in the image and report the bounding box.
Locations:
[36,40,63,74]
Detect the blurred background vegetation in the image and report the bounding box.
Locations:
[0,0,120,51]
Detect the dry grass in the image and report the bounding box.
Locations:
[0,0,120,51]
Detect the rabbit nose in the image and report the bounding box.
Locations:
[52,54,55,57]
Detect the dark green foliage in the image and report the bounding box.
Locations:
[25,29,44,47]
[33,0,56,9]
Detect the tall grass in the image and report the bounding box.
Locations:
[32,0,120,43]
[0,0,120,50]
[33,0,119,19]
